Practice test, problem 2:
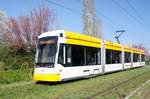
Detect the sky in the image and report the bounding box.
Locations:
[0,0,150,51]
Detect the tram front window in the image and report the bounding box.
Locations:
[36,36,58,67]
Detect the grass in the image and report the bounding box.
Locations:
[0,69,32,84]
[0,66,150,99]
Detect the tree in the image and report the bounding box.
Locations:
[132,44,150,60]
[0,10,8,44]
[4,5,55,53]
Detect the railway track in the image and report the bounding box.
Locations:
[86,67,150,99]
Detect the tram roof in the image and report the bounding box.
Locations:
[39,30,144,54]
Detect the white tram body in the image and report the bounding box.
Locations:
[33,30,145,82]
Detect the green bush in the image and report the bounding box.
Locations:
[0,45,35,70]
[0,45,35,85]
[20,62,29,70]
[0,61,6,70]
[0,69,33,84]
[146,60,150,65]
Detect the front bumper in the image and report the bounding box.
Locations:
[33,74,60,82]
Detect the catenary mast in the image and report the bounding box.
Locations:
[83,0,102,38]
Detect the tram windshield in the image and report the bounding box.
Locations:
[36,36,58,66]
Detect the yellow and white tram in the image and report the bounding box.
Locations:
[33,30,145,82]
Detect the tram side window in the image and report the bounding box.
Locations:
[65,45,72,66]
[106,50,111,64]
[58,44,64,64]
[125,52,131,63]
[61,44,101,67]
[141,54,145,62]
[106,49,122,64]
[71,45,85,66]
[97,49,101,65]
[86,47,101,65]
[133,53,140,62]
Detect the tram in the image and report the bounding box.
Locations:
[33,30,145,82]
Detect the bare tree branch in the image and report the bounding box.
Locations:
[4,5,55,52]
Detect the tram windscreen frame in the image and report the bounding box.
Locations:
[36,36,58,67]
